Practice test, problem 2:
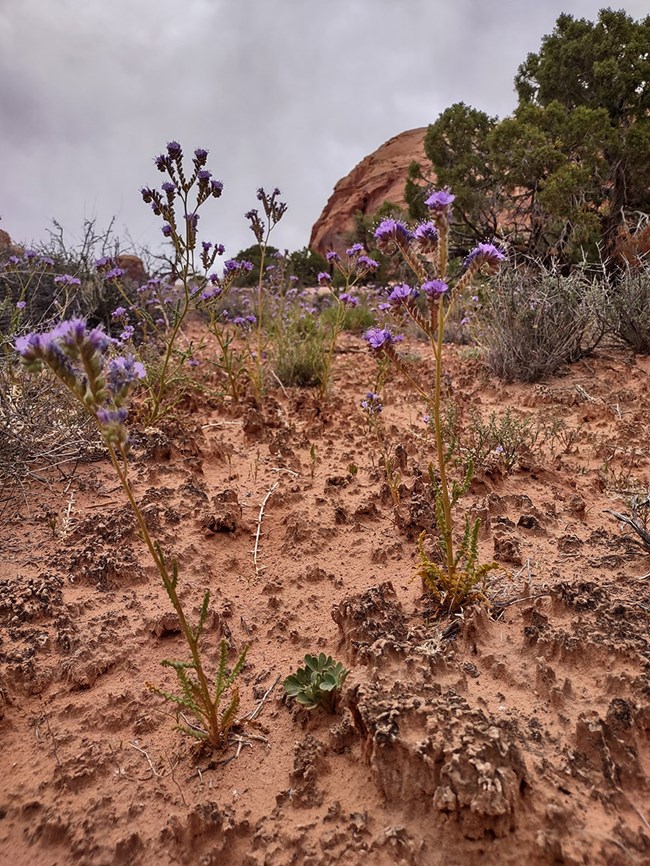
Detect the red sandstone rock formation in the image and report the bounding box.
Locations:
[309,128,428,257]
[115,254,148,284]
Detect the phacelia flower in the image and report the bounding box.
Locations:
[210,179,224,197]
[388,283,415,306]
[162,224,173,237]
[96,406,128,426]
[361,392,383,415]
[104,267,125,281]
[107,355,146,395]
[224,259,253,274]
[425,189,455,214]
[374,219,413,249]
[111,306,127,319]
[194,147,208,164]
[357,255,379,270]
[339,293,359,307]
[363,327,403,350]
[166,140,182,159]
[464,243,506,271]
[317,271,331,284]
[16,301,26,309]
[326,251,340,263]
[421,280,449,297]
[346,243,364,256]
[54,274,81,286]
[414,221,439,251]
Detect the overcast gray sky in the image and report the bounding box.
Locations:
[1,0,647,262]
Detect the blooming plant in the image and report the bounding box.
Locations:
[365,192,505,613]
[244,188,287,400]
[140,142,237,421]
[316,245,379,395]
[15,320,247,748]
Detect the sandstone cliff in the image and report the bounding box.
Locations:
[310,127,428,257]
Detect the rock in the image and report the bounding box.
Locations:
[309,128,428,257]
[114,254,147,284]
[0,228,12,249]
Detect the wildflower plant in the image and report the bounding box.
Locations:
[15,320,247,749]
[244,188,287,400]
[316,245,380,396]
[364,191,504,613]
[140,142,252,420]
[283,653,349,713]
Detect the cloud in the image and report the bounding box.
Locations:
[1,0,647,259]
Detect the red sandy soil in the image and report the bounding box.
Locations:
[1,334,649,866]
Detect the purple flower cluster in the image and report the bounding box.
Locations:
[15,319,145,447]
[387,283,416,307]
[363,327,403,351]
[360,391,383,416]
[374,219,413,249]
[421,280,448,297]
[425,189,455,216]
[464,243,506,271]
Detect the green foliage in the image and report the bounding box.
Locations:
[150,619,248,745]
[288,247,329,286]
[272,308,326,388]
[415,9,650,266]
[283,653,349,713]
[416,526,499,614]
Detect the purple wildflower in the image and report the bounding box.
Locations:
[154,154,168,172]
[224,259,253,274]
[388,283,415,306]
[326,251,340,263]
[464,243,506,271]
[414,221,439,251]
[339,293,359,307]
[96,407,128,426]
[194,147,208,164]
[346,243,364,256]
[361,392,383,415]
[425,189,455,214]
[317,271,332,284]
[162,224,173,237]
[111,306,127,319]
[104,267,125,281]
[166,141,182,159]
[16,301,26,310]
[374,219,413,248]
[210,179,224,197]
[54,274,81,286]
[120,325,135,343]
[421,280,449,297]
[357,255,379,271]
[197,169,211,181]
[107,355,146,394]
[363,327,403,350]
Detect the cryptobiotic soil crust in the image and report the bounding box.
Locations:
[1,335,649,866]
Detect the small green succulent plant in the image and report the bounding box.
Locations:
[283,653,349,713]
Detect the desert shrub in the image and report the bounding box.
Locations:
[0,363,100,515]
[605,267,650,354]
[477,263,605,381]
[0,220,147,338]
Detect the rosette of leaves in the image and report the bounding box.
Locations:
[283,653,349,713]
